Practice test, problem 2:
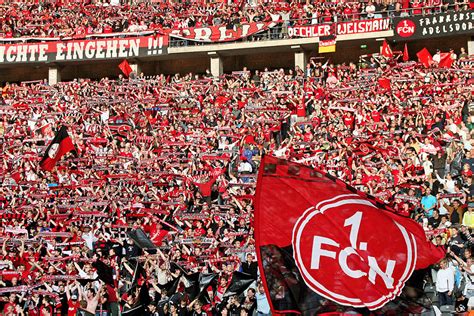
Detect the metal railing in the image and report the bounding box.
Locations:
[167,6,473,48]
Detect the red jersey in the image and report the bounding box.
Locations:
[67,299,80,316]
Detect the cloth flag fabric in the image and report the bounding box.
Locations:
[319,23,336,54]
[118,59,133,77]
[223,272,255,298]
[128,229,157,254]
[39,126,75,171]
[378,78,391,90]
[319,38,336,53]
[403,43,409,62]
[438,53,454,68]
[92,259,115,286]
[122,282,150,316]
[416,48,433,68]
[381,40,393,58]
[352,141,379,157]
[158,275,180,294]
[184,272,218,303]
[255,156,445,314]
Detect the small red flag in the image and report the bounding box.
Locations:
[416,48,433,68]
[381,40,393,58]
[40,126,75,171]
[403,43,409,62]
[438,52,454,68]
[118,60,133,77]
[378,78,391,90]
[10,172,21,184]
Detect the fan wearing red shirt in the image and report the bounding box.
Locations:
[343,112,355,129]
[296,98,306,118]
[40,305,53,316]
[214,277,228,304]
[103,24,113,33]
[3,293,17,315]
[193,220,207,237]
[411,0,424,15]
[404,159,416,177]
[191,168,224,197]
[343,6,352,20]
[462,163,473,179]
[150,222,170,246]
[22,247,39,270]
[371,110,381,123]
[66,282,82,316]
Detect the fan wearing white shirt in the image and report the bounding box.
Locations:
[365,2,376,18]
[433,50,441,64]
[435,172,457,194]
[436,259,454,306]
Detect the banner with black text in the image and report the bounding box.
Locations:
[0,35,168,64]
[289,18,391,38]
[393,10,473,40]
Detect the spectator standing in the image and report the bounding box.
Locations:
[241,253,258,280]
[463,204,474,229]
[256,283,271,316]
[436,259,454,307]
[365,1,376,18]
[422,188,438,218]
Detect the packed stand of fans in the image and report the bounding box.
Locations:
[1,0,473,40]
[0,48,473,315]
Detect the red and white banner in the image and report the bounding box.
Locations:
[4,227,28,235]
[0,35,168,64]
[167,21,277,42]
[255,156,445,313]
[289,18,391,38]
[0,285,29,294]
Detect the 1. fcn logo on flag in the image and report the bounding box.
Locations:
[292,196,416,310]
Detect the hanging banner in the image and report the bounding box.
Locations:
[318,23,337,53]
[319,39,336,53]
[167,21,277,42]
[289,18,391,38]
[0,35,168,64]
[393,10,474,40]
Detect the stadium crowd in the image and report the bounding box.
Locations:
[1,0,473,40]
[0,47,473,315]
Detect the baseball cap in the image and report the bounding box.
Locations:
[71,294,78,300]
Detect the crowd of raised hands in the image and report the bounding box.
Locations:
[1,0,472,40]
[0,49,472,315]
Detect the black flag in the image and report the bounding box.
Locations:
[223,272,254,298]
[39,126,75,171]
[128,229,157,254]
[185,273,218,304]
[92,259,115,286]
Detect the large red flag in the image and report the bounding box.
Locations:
[403,43,409,62]
[438,52,454,68]
[39,126,75,171]
[118,59,133,77]
[381,40,393,58]
[255,156,445,313]
[416,48,433,68]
